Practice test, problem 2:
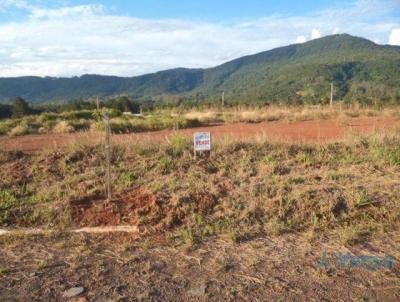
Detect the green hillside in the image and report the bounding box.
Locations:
[1,34,400,105]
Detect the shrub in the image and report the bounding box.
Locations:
[170,133,187,156]
[9,124,29,136]
[0,122,11,135]
[109,118,134,133]
[70,119,91,131]
[42,120,58,132]
[52,121,74,133]
[38,113,58,123]
[0,119,20,135]
[61,110,94,120]
[90,121,104,132]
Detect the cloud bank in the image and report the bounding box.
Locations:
[0,0,399,77]
[389,28,400,45]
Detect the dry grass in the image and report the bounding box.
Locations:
[0,110,201,136]
[182,105,400,124]
[1,229,398,301]
[1,130,399,249]
[1,105,400,137]
[8,124,29,136]
[1,124,400,301]
[52,121,74,134]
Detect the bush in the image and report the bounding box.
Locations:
[109,118,134,133]
[0,119,20,135]
[38,113,58,123]
[90,121,104,132]
[70,119,91,131]
[0,123,11,135]
[42,120,58,132]
[9,124,29,136]
[61,110,94,120]
[52,121,74,133]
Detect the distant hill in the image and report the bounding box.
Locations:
[1,34,400,105]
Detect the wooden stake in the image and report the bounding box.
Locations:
[104,114,111,201]
[193,134,196,160]
[222,91,225,107]
[209,133,212,159]
[330,83,334,107]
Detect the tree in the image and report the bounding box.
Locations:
[106,96,141,113]
[12,97,30,118]
[0,104,12,119]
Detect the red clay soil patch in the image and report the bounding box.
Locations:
[0,133,81,153]
[1,117,399,153]
[70,188,157,227]
[70,188,219,233]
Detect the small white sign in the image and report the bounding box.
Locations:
[194,132,211,151]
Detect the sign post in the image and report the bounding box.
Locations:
[194,132,211,159]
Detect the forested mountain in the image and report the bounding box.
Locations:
[1,34,400,105]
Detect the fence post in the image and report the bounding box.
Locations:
[193,133,197,160]
[104,114,111,201]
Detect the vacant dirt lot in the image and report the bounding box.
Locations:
[0,117,398,152]
[1,117,400,301]
[1,232,399,302]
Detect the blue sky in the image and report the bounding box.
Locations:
[3,0,399,22]
[0,0,399,77]
[64,0,335,20]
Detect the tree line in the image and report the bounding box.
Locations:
[0,96,144,120]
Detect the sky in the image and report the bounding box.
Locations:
[0,0,399,77]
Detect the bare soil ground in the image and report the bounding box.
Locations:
[0,232,399,301]
[0,117,398,152]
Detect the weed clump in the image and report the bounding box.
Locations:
[9,124,29,136]
[53,121,74,134]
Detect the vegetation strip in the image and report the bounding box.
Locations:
[1,132,399,246]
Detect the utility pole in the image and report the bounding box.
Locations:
[96,97,100,110]
[222,91,225,107]
[104,114,111,202]
[330,82,334,107]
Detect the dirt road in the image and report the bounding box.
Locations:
[0,117,398,152]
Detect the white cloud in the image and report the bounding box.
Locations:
[389,28,400,45]
[311,28,322,39]
[30,4,105,19]
[295,35,307,43]
[0,0,399,77]
[0,0,29,10]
